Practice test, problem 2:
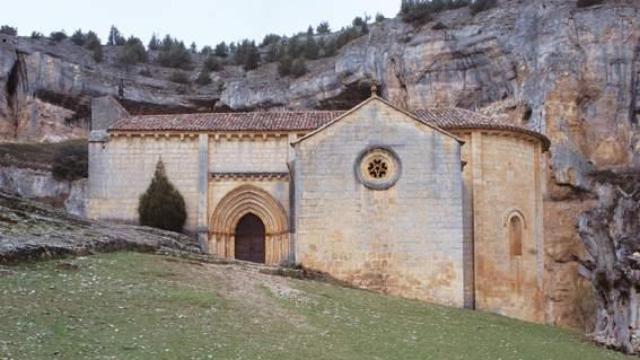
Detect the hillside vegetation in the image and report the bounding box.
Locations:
[0,252,631,359]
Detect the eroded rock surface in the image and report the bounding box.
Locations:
[0,192,200,263]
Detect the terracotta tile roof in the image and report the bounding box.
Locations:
[109,107,549,148]
[414,108,550,149]
[109,111,345,132]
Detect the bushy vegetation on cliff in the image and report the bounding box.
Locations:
[138,160,187,233]
[0,140,87,178]
[400,0,497,24]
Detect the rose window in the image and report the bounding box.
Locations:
[356,148,401,190]
[367,158,388,179]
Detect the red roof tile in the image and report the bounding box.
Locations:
[109,111,344,132]
[109,107,549,148]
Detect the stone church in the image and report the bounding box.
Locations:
[88,92,549,323]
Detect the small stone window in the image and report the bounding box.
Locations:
[508,215,523,257]
[356,147,401,190]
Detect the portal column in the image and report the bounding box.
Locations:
[197,133,209,252]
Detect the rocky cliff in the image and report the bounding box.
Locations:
[1,0,639,350]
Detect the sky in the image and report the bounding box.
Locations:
[2,0,400,48]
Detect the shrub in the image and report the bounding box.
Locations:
[470,0,497,14]
[118,36,147,65]
[214,42,229,57]
[352,16,369,35]
[278,56,293,77]
[316,22,331,34]
[138,160,186,232]
[432,21,448,30]
[335,27,361,49]
[107,25,125,46]
[375,13,386,23]
[303,34,319,60]
[157,35,192,69]
[261,34,281,47]
[200,45,213,55]
[320,38,337,57]
[85,31,103,62]
[169,71,190,84]
[291,58,307,78]
[51,142,88,181]
[576,0,603,7]
[190,42,197,53]
[203,55,222,71]
[70,29,86,46]
[195,70,212,85]
[285,36,304,59]
[265,41,285,62]
[0,25,17,36]
[50,31,68,42]
[234,40,260,70]
[91,43,104,62]
[30,31,44,39]
[400,0,471,25]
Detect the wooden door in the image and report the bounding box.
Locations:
[234,213,266,263]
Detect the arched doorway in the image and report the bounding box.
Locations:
[209,185,289,265]
[234,213,266,263]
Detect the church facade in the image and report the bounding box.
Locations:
[88,94,549,323]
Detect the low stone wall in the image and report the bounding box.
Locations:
[0,165,87,217]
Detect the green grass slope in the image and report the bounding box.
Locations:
[0,253,630,360]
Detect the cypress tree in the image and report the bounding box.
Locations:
[138,160,187,232]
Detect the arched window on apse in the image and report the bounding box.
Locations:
[508,215,523,257]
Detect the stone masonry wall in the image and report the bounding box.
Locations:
[294,99,465,307]
[88,135,200,231]
[457,131,545,323]
[209,135,289,173]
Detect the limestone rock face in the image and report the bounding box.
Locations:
[0,165,87,216]
[0,0,639,333]
[0,191,200,264]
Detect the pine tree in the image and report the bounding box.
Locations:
[244,41,260,70]
[148,34,160,50]
[107,25,125,46]
[190,41,197,53]
[214,42,229,57]
[0,25,17,36]
[50,30,68,42]
[304,34,319,60]
[316,22,331,34]
[70,29,86,46]
[138,160,187,232]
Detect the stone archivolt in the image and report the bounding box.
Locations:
[209,185,288,265]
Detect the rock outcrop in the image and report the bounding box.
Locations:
[0,165,86,216]
[0,192,200,264]
[0,0,639,343]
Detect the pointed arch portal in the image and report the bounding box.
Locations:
[209,185,289,265]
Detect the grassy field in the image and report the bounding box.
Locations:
[0,252,630,360]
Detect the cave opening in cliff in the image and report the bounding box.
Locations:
[6,57,20,105]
